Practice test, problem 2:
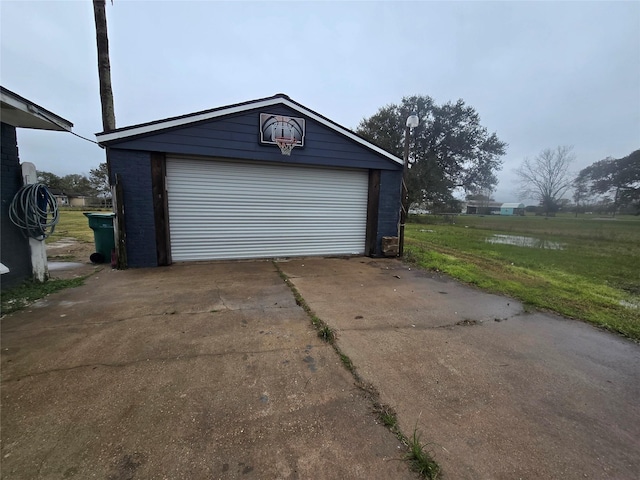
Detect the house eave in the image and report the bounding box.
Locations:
[95,94,403,166]
[1,86,73,132]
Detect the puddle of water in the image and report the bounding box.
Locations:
[48,262,84,271]
[46,242,76,250]
[485,234,565,250]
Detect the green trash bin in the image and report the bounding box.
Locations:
[83,212,115,264]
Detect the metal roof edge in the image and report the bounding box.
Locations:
[96,94,403,166]
[1,86,73,131]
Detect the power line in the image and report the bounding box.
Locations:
[69,129,101,146]
[45,116,102,146]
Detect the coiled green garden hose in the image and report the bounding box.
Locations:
[9,183,59,241]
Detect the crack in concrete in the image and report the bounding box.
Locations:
[1,345,324,384]
[217,287,229,310]
[435,318,484,329]
[336,312,525,333]
[1,305,299,333]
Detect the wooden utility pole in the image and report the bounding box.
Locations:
[93,0,115,132]
[93,1,126,268]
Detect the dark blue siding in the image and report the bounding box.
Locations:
[107,105,400,171]
[376,170,402,254]
[105,102,403,265]
[1,123,32,289]
[109,149,157,267]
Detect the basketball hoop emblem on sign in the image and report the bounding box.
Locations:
[259,113,305,155]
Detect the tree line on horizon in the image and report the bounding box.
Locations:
[513,146,639,217]
[37,163,110,202]
[358,94,639,216]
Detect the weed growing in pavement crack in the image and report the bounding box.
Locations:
[274,261,441,479]
[406,427,441,479]
[372,395,441,479]
[318,325,335,342]
[274,264,333,344]
[373,402,399,432]
[339,353,354,372]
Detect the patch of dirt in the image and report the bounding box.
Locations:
[456,319,480,326]
[47,238,103,280]
[47,238,95,263]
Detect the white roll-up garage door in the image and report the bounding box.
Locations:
[166,156,368,261]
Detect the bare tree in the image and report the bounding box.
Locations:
[515,146,575,215]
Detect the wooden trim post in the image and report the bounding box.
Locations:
[151,153,171,265]
[365,169,381,256]
[112,173,127,269]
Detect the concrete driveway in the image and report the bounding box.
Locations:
[278,257,640,480]
[2,258,639,479]
[1,262,414,479]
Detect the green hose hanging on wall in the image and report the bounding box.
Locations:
[9,183,59,241]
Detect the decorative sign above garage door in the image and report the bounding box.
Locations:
[259,113,305,155]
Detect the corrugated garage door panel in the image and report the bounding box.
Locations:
[166,156,368,261]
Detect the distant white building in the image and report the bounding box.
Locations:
[500,203,525,216]
[463,201,525,216]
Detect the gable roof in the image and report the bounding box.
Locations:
[1,86,73,132]
[95,93,402,165]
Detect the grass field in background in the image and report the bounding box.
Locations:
[406,214,640,341]
[48,208,109,244]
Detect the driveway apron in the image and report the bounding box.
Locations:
[1,262,415,480]
[278,257,640,480]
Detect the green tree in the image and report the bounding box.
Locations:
[515,146,575,216]
[576,149,640,216]
[357,95,506,208]
[37,171,64,191]
[61,174,94,196]
[89,162,111,206]
[465,194,494,202]
[37,171,95,196]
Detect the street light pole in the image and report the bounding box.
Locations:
[399,113,419,257]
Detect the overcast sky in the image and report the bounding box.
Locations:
[1,0,638,203]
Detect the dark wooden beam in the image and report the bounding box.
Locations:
[112,173,127,269]
[365,169,381,256]
[151,152,171,266]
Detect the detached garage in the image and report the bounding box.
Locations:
[96,94,402,267]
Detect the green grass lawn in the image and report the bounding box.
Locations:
[48,208,109,244]
[405,214,640,340]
